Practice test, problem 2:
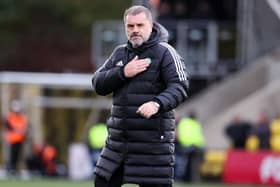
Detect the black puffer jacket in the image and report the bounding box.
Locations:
[92,22,189,185]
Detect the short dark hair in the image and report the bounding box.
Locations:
[123,5,153,23]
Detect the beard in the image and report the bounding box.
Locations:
[130,35,145,48]
[131,41,143,48]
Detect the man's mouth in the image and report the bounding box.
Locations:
[131,35,141,39]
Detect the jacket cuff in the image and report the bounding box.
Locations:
[152,98,163,112]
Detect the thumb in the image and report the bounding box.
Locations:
[133,55,138,60]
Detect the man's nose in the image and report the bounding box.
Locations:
[132,26,139,32]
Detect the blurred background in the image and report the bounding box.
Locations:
[0,0,280,186]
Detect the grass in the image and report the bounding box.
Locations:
[0,178,259,187]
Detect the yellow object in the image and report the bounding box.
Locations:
[270,135,280,152]
[177,117,204,147]
[270,119,280,135]
[200,150,226,177]
[205,150,227,164]
[245,135,260,152]
[88,123,108,149]
[200,163,224,176]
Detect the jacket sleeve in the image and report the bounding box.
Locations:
[154,45,189,112]
[92,47,127,95]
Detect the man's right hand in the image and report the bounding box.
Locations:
[124,56,150,78]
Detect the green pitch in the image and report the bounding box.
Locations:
[0,179,258,187]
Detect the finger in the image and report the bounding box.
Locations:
[137,61,150,68]
[136,106,142,114]
[137,59,149,64]
[135,67,147,74]
[130,56,139,64]
[136,66,148,72]
[133,55,138,61]
[137,58,151,64]
[144,113,151,119]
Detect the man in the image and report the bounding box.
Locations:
[87,122,108,169]
[92,5,188,187]
[225,115,252,149]
[176,111,204,182]
[3,100,29,175]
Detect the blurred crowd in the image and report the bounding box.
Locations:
[225,111,280,152]
[7,99,280,182]
[157,0,219,21]
[4,100,280,182]
[2,100,66,179]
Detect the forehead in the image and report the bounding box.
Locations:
[125,12,150,24]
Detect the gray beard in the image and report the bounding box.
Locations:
[131,41,144,48]
[132,43,141,48]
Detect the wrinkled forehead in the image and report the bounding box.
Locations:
[125,12,150,24]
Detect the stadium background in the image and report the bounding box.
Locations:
[1,0,280,186]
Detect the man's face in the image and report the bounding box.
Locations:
[125,12,153,48]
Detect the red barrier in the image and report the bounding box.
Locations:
[223,150,280,185]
